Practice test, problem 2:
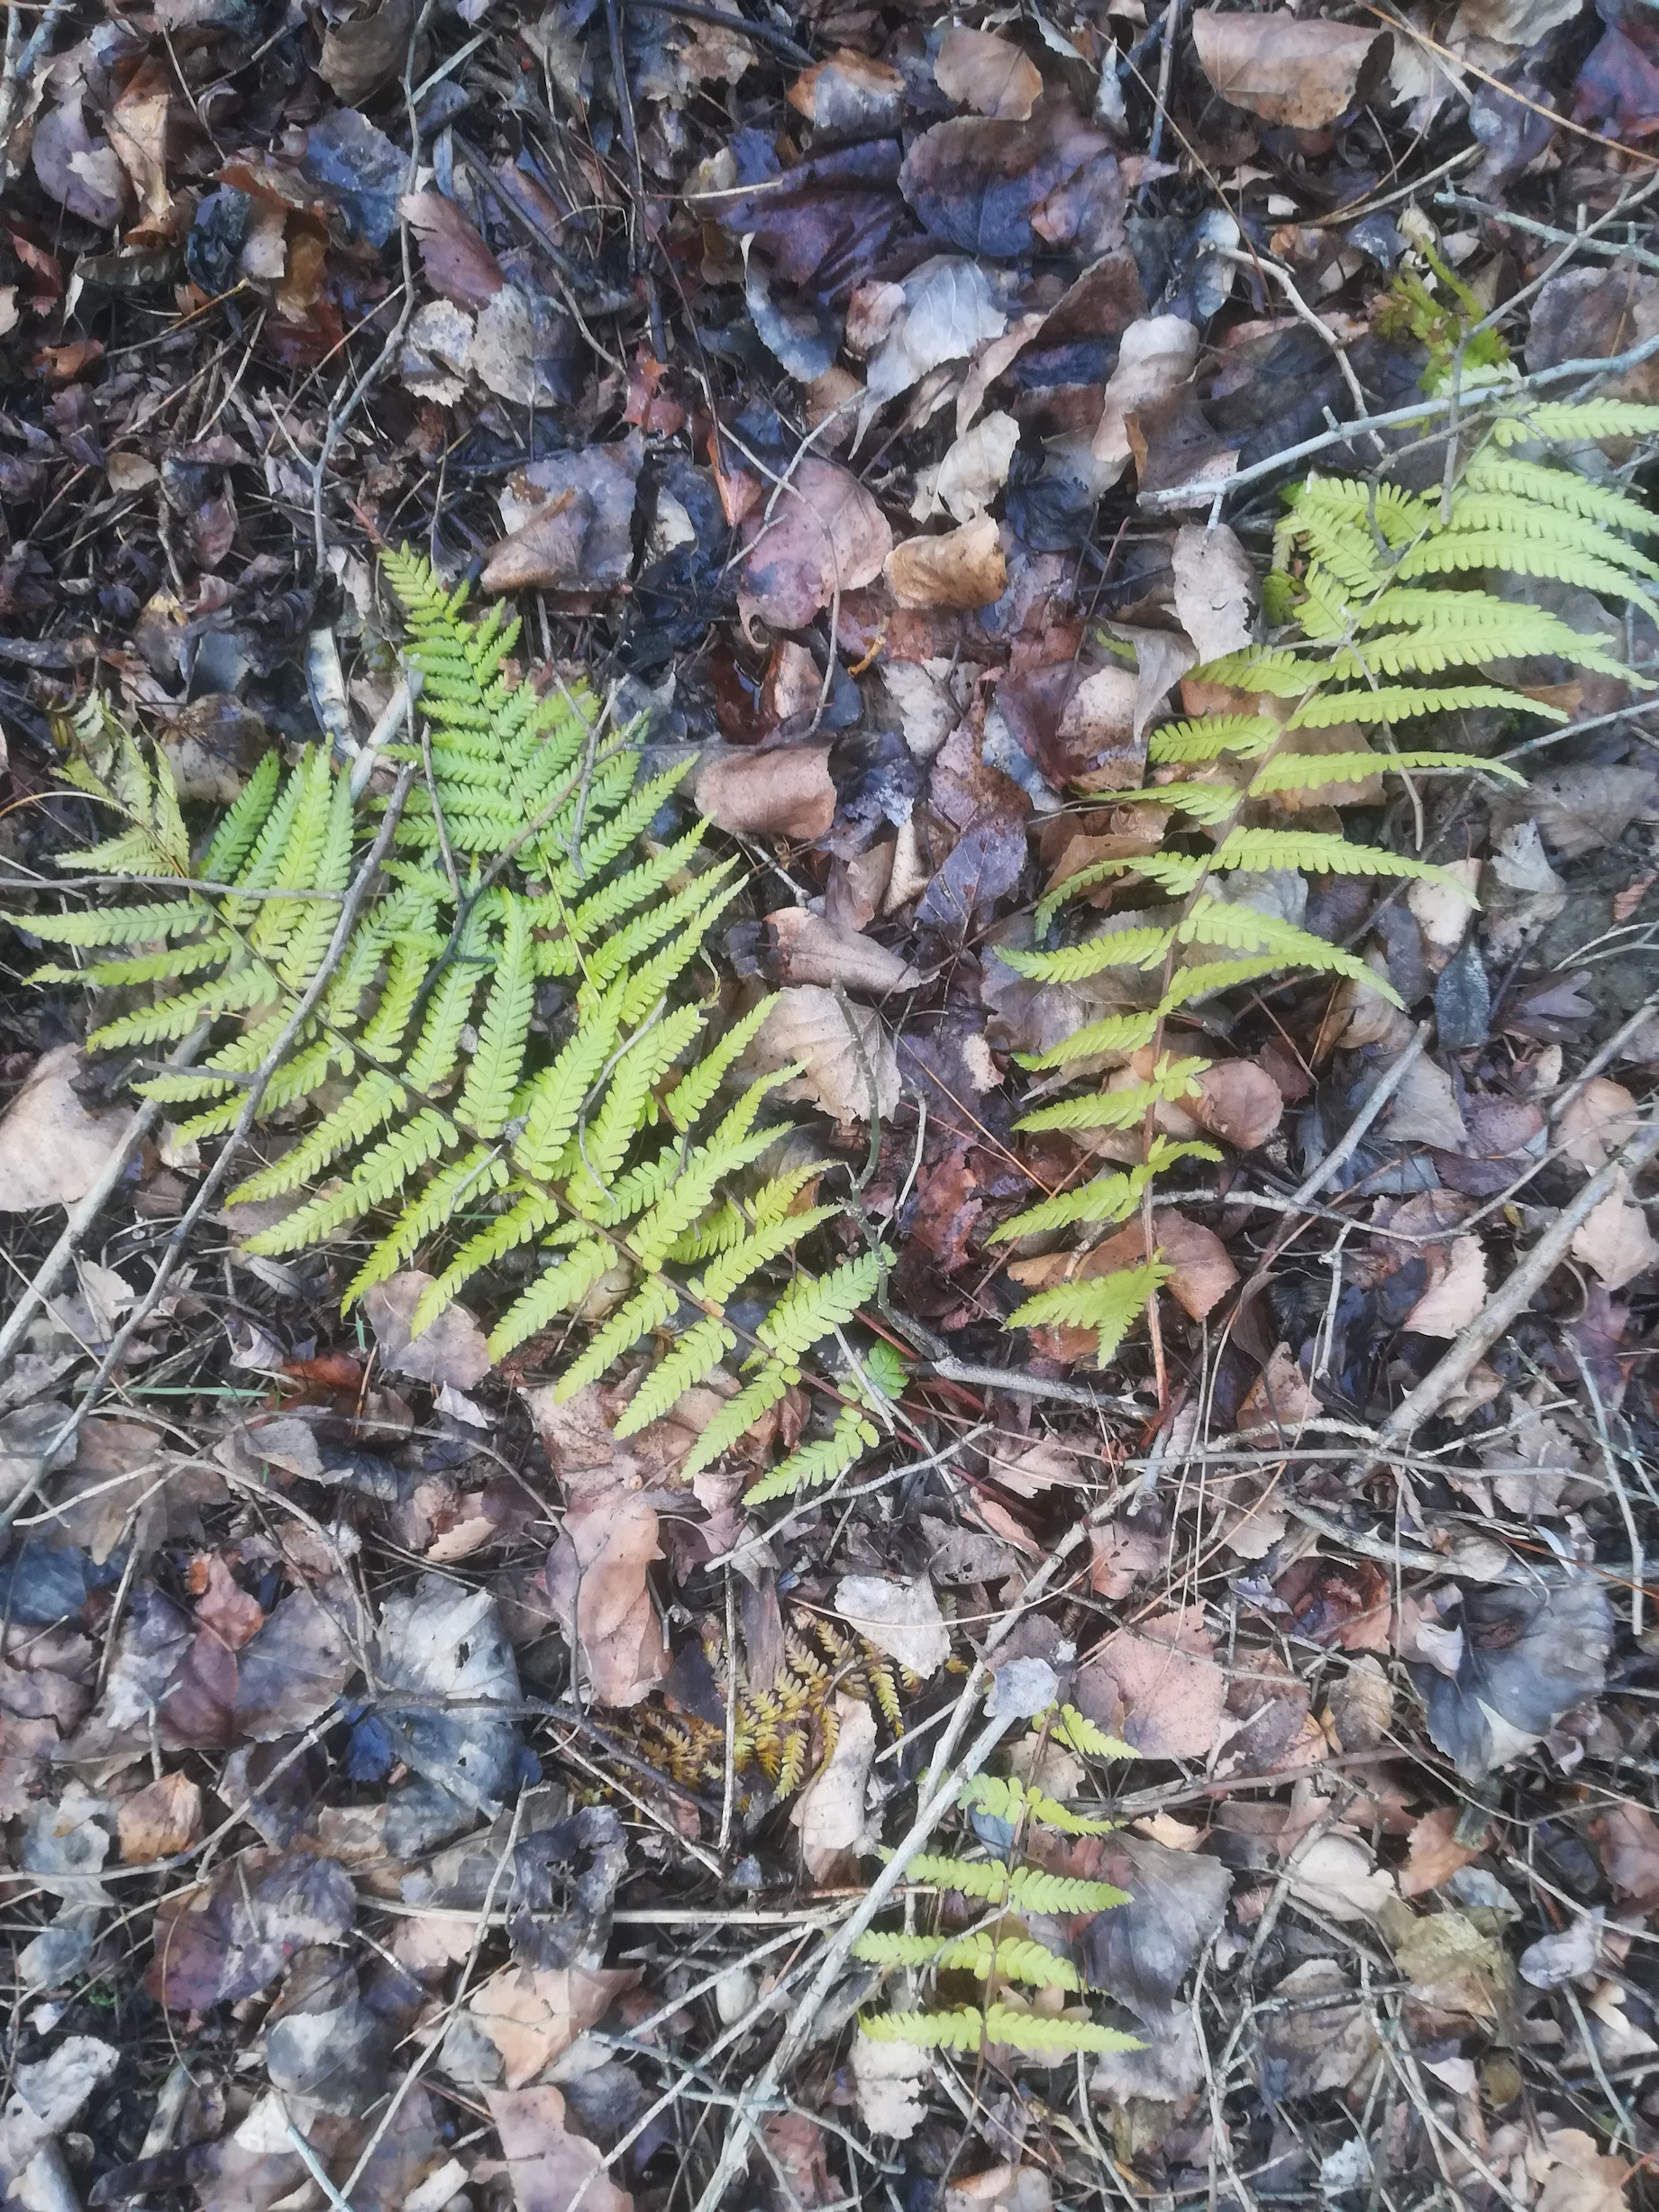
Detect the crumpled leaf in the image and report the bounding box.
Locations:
[834,1575,951,1676]
[914,411,1021,523]
[739,458,893,630]
[544,1492,670,1710]
[1417,1575,1613,1778]
[1192,8,1392,125]
[117,1771,204,1864]
[763,909,921,994]
[786,48,905,133]
[1090,315,1200,490]
[1536,2129,1632,2212]
[0,2037,120,2192]
[470,1963,639,2087]
[0,1047,137,1213]
[886,516,1007,609]
[900,104,1114,260]
[374,1577,524,1851]
[483,435,643,594]
[401,190,505,310]
[1171,523,1255,661]
[32,102,126,227]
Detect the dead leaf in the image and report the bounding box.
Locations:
[1285,1831,1397,1924]
[1592,1802,1659,1908]
[914,412,1021,523]
[1083,1835,1231,2022]
[1191,8,1392,125]
[944,2170,1053,2212]
[0,2038,120,2189]
[1257,1961,1378,2098]
[1075,1607,1226,1760]
[1536,2130,1632,2212]
[1090,316,1199,489]
[1187,1058,1283,1150]
[483,436,643,593]
[743,985,900,1123]
[0,1047,137,1212]
[400,190,505,310]
[862,257,1007,422]
[32,102,126,227]
[1238,1344,1318,1433]
[471,1964,637,2087]
[364,1271,492,1388]
[740,458,893,630]
[696,745,836,840]
[935,27,1044,118]
[108,59,172,227]
[1418,1574,1612,1778]
[319,0,413,99]
[1007,1211,1235,1365]
[786,48,905,133]
[852,2032,930,2140]
[763,909,922,994]
[900,104,1117,260]
[1171,524,1255,660]
[1559,1077,1640,1171]
[1529,763,1659,857]
[886,517,1007,608]
[1399,1805,1481,1897]
[1385,1055,1468,1150]
[149,1848,355,2008]
[1571,1169,1658,1290]
[488,2085,634,2212]
[1407,1234,1488,1337]
[545,1493,670,1709]
[373,1577,523,1853]
[116,1771,204,1863]
[792,1693,876,1878]
[834,1575,950,1677]
[1326,1656,1392,1750]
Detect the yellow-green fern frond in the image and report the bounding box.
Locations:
[743,1403,880,1504]
[1006,1259,1171,1367]
[1044,1705,1135,1759]
[861,2006,1139,2057]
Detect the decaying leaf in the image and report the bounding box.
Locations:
[544,1493,670,1709]
[1417,1575,1613,1778]
[488,2085,634,2212]
[834,1574,950,1676]
[740,459,893,630]
[1191,8,1392,126]
[1570,1170,1658,1290]
[0,1048,136,1213]
[743,986,901,1123]
[695,745,837,840]
[852,2032,930,2140]
[792,1693,877,1878]
[1075,1608,1227,1760]
[470,1963,638,2087]
[365,1271,492,1388]
[934,28,1044,119]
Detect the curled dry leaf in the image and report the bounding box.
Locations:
[834,1574,951,1677]
[1418,1574,1613,1778]
[1191,8,1393,126]
[743,985,900,1123]
[886,517,1008,608]
[1091,316,1199,489]
[786,48,905,133]
[1083,1834,1231,2022]
[400,190,505,311]
[695,745,837,840]
[915,411,1021,522]
[0,2038,120,2190]
[740,458,893,630]
[792,1693,877,1878]
[483,436,643,594]
[1256,1961,1378,2099]
[863,257,1007,420]
[1407,1234,1488,1338]
[1399,1805,1481,1897]
[935,27,1044,118]
[365,1270,492,1389]
[1536,2130,1632,2212]
[116,1771,204,1863]
[0,1047,136,1213]
[545,1493,670,1709]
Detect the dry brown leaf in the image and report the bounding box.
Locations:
[740,458,893,630]
[1536,2129,1632,2212]
[944,2169,1053,2212]
[364,1272,492,1389]
[934,27,1044,118]
[488,2084,634,2212]
[1559,1077,1640,1171]
[319,0,412,99]
[1285,1832,1397,1924]
[1171,524,1255,661]
[786,48,905,132]
[1325,1656,1392,1751]
[695,745,836,839]
[1593,1802,1659,1908]
[482,437,643,593]
[117,1772,203,1864]
[915,412,1020,523]
[743,985,900,1123]
[1238,1344,1318,1434]
[543,1494,670,1708]
[1571,1170,1658,1291]
[885,517,1007,609]
[1191,8,1392,125]
[1385,1056,1467,1150]
[1090,315,1199,489]
[791,1693,877,1878]
[1399,1805,1482,1898]
[0,1047,137,1213]
[764,909,922,994]
[400,190,505,310]
[1407,1234,1488,1338]
[1188,1058,1283,1150]
[1529,763,1659,858]
[834,1575,951,1676]
[471,1964,638,2088]
[1075,1607,1226,1760]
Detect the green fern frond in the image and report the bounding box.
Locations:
[1006,1260,1171,1366]
[758,1250,887,1363]
[960,1773,1117,1838]
[743,1403,881,1504]
[1012,1056,1210,1134]
[1147,714,1280,764]
[1208,827,1475,893]
[852,1933,1081,1991]
[1012,1010,1161,1072]
[1459,455,1659,538]
[860,2006,1139,2057]
[1394,529,1659,615]
[996,923,1173,985]
[680,1358,797,1480]
[1177,900,1400,997]
[1252,745,1529,789]
[1284,687,1564,731]
[1490,399,1659,446]
[1044,1705,1135,1760]
[1125,780,1242,827]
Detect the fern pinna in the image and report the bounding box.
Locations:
[856,1705,1142,2062]
[6,553,883,1466]
[993,396,1659,1369]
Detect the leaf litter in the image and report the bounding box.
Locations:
[3,0,1659,2203]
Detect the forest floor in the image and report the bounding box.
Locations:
[3,1,1659,2210]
